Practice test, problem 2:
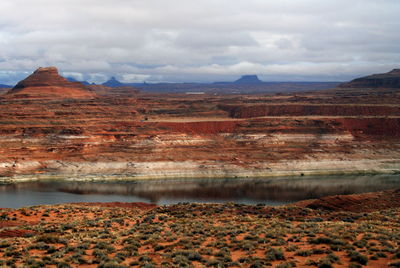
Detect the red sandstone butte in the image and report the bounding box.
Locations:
[7,67,96,99]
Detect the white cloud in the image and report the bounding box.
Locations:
[0,0,399,84]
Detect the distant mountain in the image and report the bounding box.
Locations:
[98,74,338,94]
[0,84,11,88]
[102,77,125,87]
[340,69,400,88]
[66,77,91,86]
[234,75,264,84]
[214,75,264,85]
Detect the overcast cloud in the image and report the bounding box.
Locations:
[0,0,399,84]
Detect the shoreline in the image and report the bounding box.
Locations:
[1,158,400,184]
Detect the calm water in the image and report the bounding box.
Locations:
[1,174,400,208]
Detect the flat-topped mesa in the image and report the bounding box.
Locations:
[339,68,400,88]
[8,67,96,99]
[234,75,264,85]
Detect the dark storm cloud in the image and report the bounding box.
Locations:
[0,0,399,84]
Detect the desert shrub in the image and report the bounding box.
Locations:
[138,255,152,263]
[57,262,71,268]
[394,248,400,259]
[348,251,368,265]
[317,259,333,268]
[353,240,367,248]
[172,255,190,266]
[348,263,362,268]
[206,258,223,267]
[265,247,285,261]
[249,260,268,268]
[154,244,165,251]
[95,241,115,253]
[275,261,296,268]
[0,242,11,248]
[93,249,108,262]
[286,245,299,252]
[295,249,312,257]
[60,223,75,231]
[389,261,400,267]
[172,250,202,261]
[312,248,325,255]
[5,249,22,258]
[141,263,156,268]
[46,246,57,254]
[271,238,287,246]
[114,252,127,261]
[376,252,387,258]
[25,258,45,268]
[98,261,127,268]
[36,234,65,244]
[326,253,339,263]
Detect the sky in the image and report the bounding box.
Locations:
[0,0,399,85]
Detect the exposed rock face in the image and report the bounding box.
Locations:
[220,104,400,118]
[0,74,399,178]
[340,69,400,88]
[234,75,263,84]
[8,67,95,99]
[12,67,84,90]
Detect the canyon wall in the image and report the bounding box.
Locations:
[220,104,400,118]
[0,67,399,180]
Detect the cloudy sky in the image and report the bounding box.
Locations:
[0,0,399,84]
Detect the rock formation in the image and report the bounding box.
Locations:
[340,69,400,88]
[66,77,91,85]
[102,76,125,87]
[7,67,96,99]
[0,67,399,178]
[220,104,400,118]
[234,75,264,84]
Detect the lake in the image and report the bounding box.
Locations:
[1,174,400,208]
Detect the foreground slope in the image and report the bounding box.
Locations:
[1,190,400,267]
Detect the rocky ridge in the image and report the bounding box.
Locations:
[340,68,400,88]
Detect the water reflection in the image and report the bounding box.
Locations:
[1,174,400,208]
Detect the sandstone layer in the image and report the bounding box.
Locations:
[0,68,400,180]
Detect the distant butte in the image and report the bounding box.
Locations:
[340,68,400,88]
[102,77,125,87]
[7,67,96,99]
[234,75,264,84]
